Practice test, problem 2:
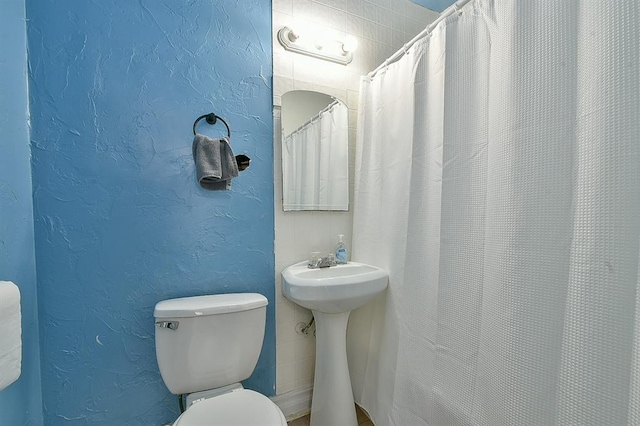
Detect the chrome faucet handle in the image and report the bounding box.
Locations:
[307,253,336,268]
[319,254,336,268]
[308,252,322,269]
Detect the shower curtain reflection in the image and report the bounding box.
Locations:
[282,100,349,211]
[349,1,640,425]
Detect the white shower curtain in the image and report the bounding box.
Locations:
[349,1,640,425]
[282,101,349,210]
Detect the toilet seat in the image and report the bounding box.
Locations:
[173,389,287,426]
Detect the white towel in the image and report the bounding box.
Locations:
[0,281,21,391]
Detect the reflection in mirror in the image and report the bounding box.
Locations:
[281,91,349,211]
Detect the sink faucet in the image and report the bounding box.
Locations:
[308,254,336,269]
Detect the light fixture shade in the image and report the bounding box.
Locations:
[277,27,353,65]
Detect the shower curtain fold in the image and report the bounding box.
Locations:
[349,1,640,425]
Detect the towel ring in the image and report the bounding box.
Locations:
[193,113,231,137]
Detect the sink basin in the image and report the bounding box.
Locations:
[282,261,388,314]
[282,260,388,426]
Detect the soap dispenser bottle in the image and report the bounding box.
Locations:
[335,234,348,264]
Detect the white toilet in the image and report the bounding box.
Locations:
[154,293,287,425]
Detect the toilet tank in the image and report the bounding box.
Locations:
[154,293,268,395]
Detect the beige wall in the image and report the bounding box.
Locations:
[273,0,439,395]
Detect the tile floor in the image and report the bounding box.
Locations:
[288,405,374,426]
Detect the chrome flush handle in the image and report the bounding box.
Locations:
[155,321,179,330]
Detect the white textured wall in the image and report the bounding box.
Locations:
[273,0,439,395]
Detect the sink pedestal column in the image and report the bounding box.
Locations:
[310,310,357,426]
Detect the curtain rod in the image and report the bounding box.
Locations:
[286,99,341,137]
[367,0,473,78]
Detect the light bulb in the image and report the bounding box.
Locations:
[342,36,359,53]
[287,29,299,43]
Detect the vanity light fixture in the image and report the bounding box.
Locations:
[277,26,355,65]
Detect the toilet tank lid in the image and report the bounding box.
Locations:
[154,293,268,318]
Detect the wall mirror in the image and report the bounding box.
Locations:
[281,90,349,211]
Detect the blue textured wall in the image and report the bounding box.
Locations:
[0,0,43,424]
[411,0,456,13]
[26,0,274,424]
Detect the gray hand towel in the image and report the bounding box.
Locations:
[192,134,239,190]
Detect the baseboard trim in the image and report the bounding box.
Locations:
[270,386,313,421]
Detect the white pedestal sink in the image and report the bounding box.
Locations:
[282,261,388,426]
